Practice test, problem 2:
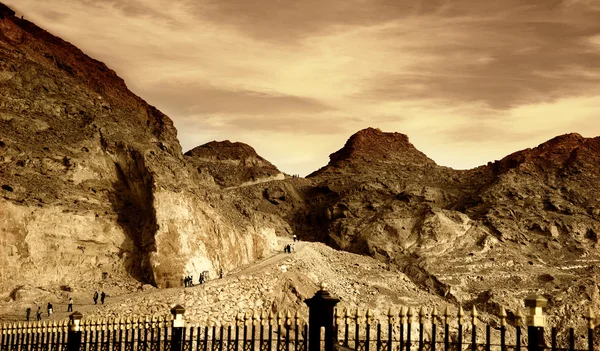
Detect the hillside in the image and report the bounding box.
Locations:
[0,2,284,292]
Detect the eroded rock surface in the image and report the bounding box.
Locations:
[0,3,280,292]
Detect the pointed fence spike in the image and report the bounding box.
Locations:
[457,306,464,325]
[256,310,262,323]
[585,306,596,329]
[400,306,408,324]
[354,308,361,325]
[471,305,478,325]
[499,306,507,327]
[418,306,426,324]
[515,307,524,327]
[432,307,438,325]
[286,310,292,325]
[400,306,407,318]
[268,311,275,326]
[294,310,300,326]
[407,306,414,324]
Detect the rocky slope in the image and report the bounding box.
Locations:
[223,128,600,338]
[184,140,284,188]
[0,3,283,293]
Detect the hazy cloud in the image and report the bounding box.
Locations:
[135,83,332,116]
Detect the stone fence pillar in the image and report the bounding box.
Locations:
[66,311,83,351]
[304,283,340,351]
[525,294,547,351]
[171,305,186,351]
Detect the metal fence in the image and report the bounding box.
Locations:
[0,288,596,351]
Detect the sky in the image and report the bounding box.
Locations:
[6,0,600,176]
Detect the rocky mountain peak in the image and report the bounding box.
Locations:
[185,140,262,161]
[184,140,282,188]
[492,133,600,177]
[310,127,436,177]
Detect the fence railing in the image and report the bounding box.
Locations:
[0,287,596,351]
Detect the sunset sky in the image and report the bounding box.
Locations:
[6,0,600,176]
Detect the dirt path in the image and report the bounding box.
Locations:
[0,239,307,323]
[228,239,305,277]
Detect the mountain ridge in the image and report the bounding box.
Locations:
[1,3,600,339]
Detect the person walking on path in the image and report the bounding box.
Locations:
[67,297,73,312]
[36,306,42,321]
[100,291,106,304]
[93,291,99,305]
[47,302,53,317]
[26,307,31,321]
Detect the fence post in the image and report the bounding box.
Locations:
[525,295,547,351]
[171,305,186,351]
[66,312,83,351]
[304,283,340,351]
[585,307,595,351]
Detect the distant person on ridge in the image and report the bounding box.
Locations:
[100,291,106,304]
[36,306,42,321]
[26,307,31,321]
[93,291,99,305]
[68,297,73,312]
[47,302,53,317]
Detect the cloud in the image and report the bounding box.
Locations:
[135,83,332,116]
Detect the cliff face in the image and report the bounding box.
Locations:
[0,4,280,292]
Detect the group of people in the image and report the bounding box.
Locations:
[93,291,106,305]
[283,235,299,253]
[25,297,73,321]
[25,306,42,321]
[183,275,195,287]
[184,269,225,287]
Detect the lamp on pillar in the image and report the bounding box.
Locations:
[66,312,83,351]
[171,304,186,351]
[304,282,340,351]
[69,312,83,332]
[524,294,547,351]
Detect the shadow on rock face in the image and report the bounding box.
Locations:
[108,147,158,286]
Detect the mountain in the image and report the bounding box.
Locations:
[227,128,600,333]
[1,2,599,337]
[0,3,283,291]
[184,140,284,188]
